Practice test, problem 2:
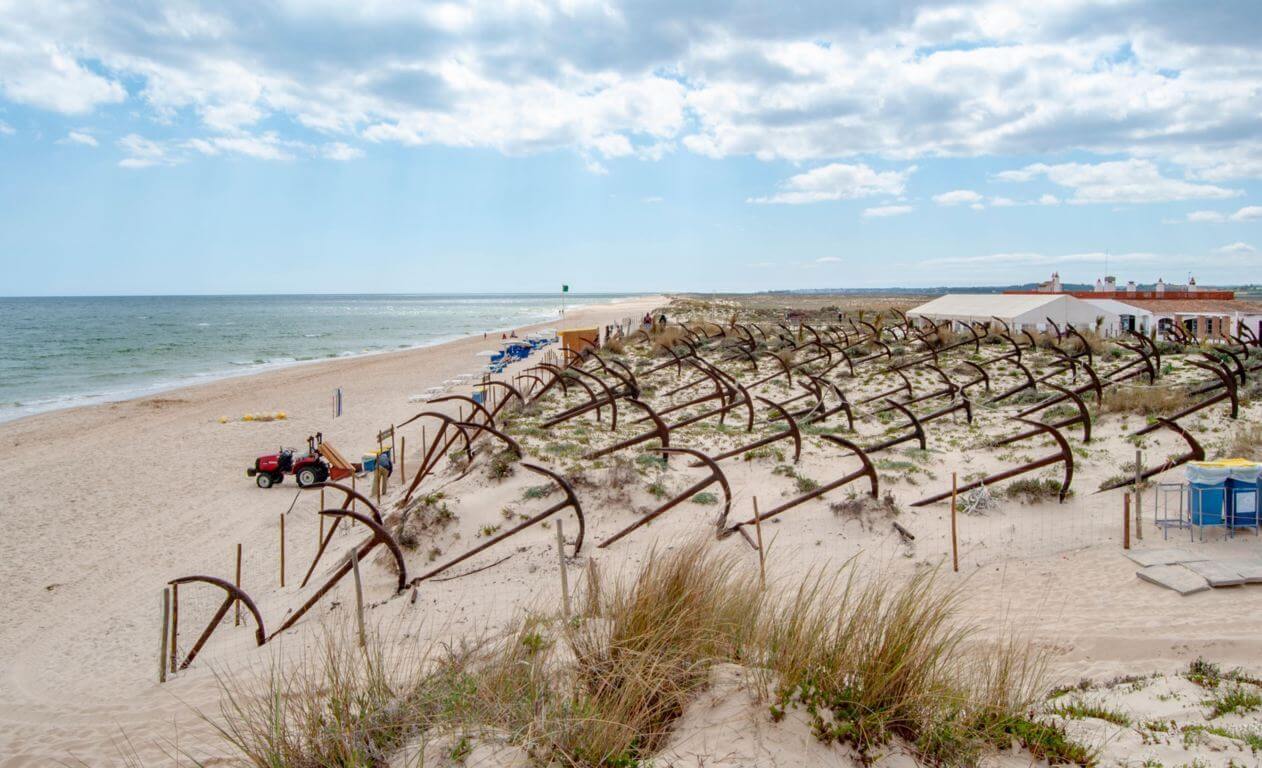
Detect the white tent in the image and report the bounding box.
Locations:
[908,294,1119,335]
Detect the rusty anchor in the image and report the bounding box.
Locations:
[704,397,803,463]
[987,358,1037,404]
[724,434,878,537]
[993,383,1091,444]
[597,448,733,548]
[1097,418,1205,491]
[167,575,266,670]
[911,418,1074,507]
[586,398,672,463]
[271,506,408,640]
[862,399,926,455]
[411,463,584,585]
[1132,358,1238,436]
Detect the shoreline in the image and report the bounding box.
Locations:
[0,295,658,429]
[0,293,669,765]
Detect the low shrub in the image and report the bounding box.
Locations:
[1004,477,1069,503]
[1101,385,1191,416]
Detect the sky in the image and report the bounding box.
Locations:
[1,1,1261,295]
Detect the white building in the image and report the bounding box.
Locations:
[908,293,1120,336]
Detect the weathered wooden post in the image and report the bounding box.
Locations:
[753,496,766,590]
[350,548,366,648]
[950,472,959,573]
[556,520,571,620]
[169,583,178,673]
[159,587,170,683]
[234,543,242,626]
[1123,492,1131,550]
[279,513,286,588]
[1134,449,1144,541]
[400,436,406,488]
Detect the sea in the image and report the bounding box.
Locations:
[0,293,637,423]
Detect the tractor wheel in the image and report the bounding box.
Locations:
[256,473,274,489]
[296,466,319,487]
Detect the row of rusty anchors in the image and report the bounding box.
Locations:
[167,481,409,671]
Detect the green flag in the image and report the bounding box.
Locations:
[562,284,569,293]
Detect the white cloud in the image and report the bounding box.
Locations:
[862,204,914,218]
[1184,205,1262,223]
[749,261,776,268]
[2,1,1262,184]
[815,256,842,263]
[1217,242,1256,255]
[0,119,12,135]
[641,195,663,204]
[995,159,1240,204]
[990,197,1016,207]
[1186,210,1226,223]
[1037,194,1060,206]
[117,133,179,168]
[919,251,1162,269]
[321,142,364,161]
[933,189,983,206]
[748,163,914,205]
[62,130,98,147]
[0,44,126,114]
[187,133,295,161]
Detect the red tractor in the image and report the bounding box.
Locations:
[247,434,330,488]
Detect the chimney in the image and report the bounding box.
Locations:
[1094,278,1104,293]
[1105,276,1117,291]
[1125,280,1137,293]
[1188,276,1198,293]
[1051,271,1062,292]
[1155,277,1165,295]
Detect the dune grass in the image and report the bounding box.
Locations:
[204,540,1090,767]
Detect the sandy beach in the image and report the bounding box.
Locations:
[0,296,664,766]
[1,293,1261,767]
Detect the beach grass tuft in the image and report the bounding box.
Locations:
[203,540,1089,767]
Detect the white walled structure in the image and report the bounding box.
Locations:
[908,294,1120,335]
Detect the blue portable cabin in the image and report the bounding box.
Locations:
[1187,460,1262,530]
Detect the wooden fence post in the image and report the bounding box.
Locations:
[351,548,367,648]
[159,587,170,683]
[234,543,242,626]
[400,436,406,489]
[950,472,959,573]
[279,513,286,588]
[752,496,766,590]
[1134,449,1144,541]
[556,520,571,620]
[169,583,178,673]
[1123,492,1131,550]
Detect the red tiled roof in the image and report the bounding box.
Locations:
[1111,298,1262,314]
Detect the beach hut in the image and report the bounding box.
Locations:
[559,327,599,354]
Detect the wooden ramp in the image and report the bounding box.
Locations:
[318,442,356,480]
